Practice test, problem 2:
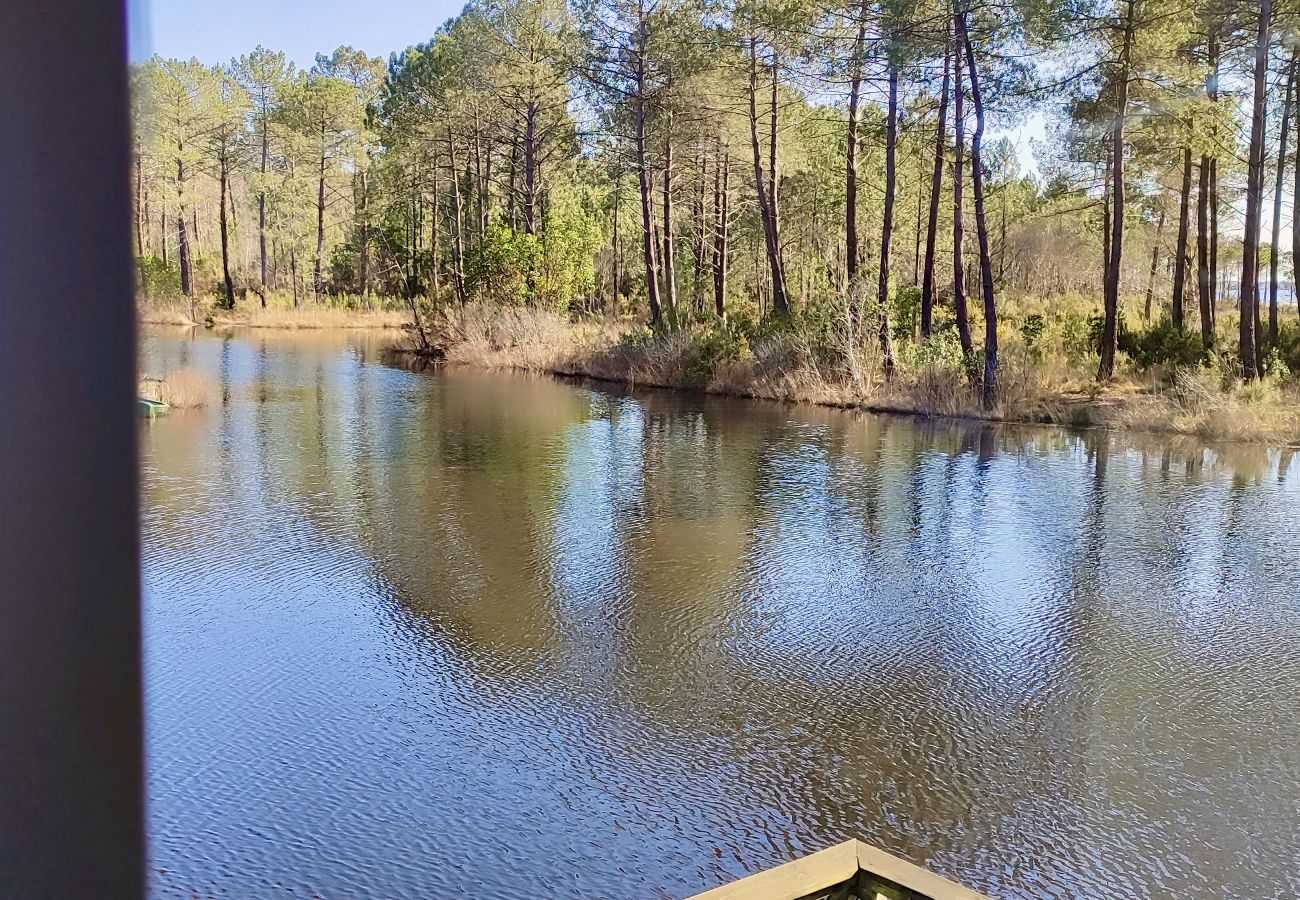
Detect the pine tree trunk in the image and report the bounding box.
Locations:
[951,20,973,359]
[713,138,730,318]
[1172,146,1192,330]
[661,114,677,315]
[1197,155,1213,347]
[431,165,441,297]
[612,175,621,304]
[259,112,269,304]
[877,63,899,379]
[961,18,997,406]
[922,36,950,337]
[523,101,538,236]
[447,130,467,304]
[1099,0,1134,382]
[1239,0,1271,380]
[767,58,789,315]
[1145,210,1165,321]
[315,135,326,301]
[219,141,234,310]
[358,170,370,297]
[1270,53,1295,347]
[134,146,144,257]
[748,35,790,317]
[508,120,519,231]
[845,16,866,295]
[634,15,662,325]
[176,153,192,299]
[692,152,706,310]
[474,105,487,238]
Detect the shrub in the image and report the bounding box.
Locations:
[1018,313,1046,357]
[1119,319,1205,368]
[681,326,751,387]
[137,255,180,299]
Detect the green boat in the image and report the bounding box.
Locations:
[138,397,170,417]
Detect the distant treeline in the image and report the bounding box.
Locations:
[133,0,1299,401]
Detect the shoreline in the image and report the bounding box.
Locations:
[389,346,1300,449]
[140,301,1300,447]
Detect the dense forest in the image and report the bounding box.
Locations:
[132,0,1300,414]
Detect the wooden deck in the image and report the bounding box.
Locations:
[689,839,989,900]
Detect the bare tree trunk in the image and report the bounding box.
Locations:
[713,138,730,318]
[176,153,192,299]
[290,247,300,308]
[922,35,951,337]
[473,105,487,238]
[1197,157,1213,347]
[692,151,707,310]
[961,18,997,406]
[1270,52,1295,346]
[662,113,677,315]
[219,140,235,309]
[877,63,900,379]
[845,14,866,295]
[447,129,467,304]
[951,22,972,358]
[431,164,441,297]
[768,56,789,315]
[634,11,662,325]
[523,101,538,236]
[1239,0,1270,379]
[1102,148,1111,281]
[612,174,621,304]
[748,35,790,317]
[258,112,268,304]
[358,170,370,297]
[1145,209,1165,321]
[914,153,923,286]
[1172,146,1192,329]
[507,119,519,230]
[315,135,326,301]
[1099,0,1134,382]
[134,146,144,257]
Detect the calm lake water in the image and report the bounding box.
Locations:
[140,328,1300,899]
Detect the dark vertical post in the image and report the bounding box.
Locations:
[0,1,143,897]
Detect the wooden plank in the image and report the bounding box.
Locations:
[852,841,990,900]
[687,839,991,900]
[690,840,859,900]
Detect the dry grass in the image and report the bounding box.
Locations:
[430,303,610,372]
[138,300,197,326]
[139,368,214,409]
[213,304,409,330]
[1106,368,1300,444]
[139,295,411,330]
[393,302,1300,446]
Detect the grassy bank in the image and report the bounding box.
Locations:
[402,302,1300,446]
[140,294,1300,444]
[139,295,410,330]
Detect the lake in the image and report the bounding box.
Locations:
[140,327,1300,898]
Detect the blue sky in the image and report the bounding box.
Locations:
[134,0,463,68]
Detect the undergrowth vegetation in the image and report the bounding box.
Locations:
[398,293,1300,444]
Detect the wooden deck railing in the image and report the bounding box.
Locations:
[689,839,990,900]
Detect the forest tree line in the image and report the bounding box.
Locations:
[133,0,1300,404]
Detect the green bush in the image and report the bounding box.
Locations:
[682,326,751,387]
[137,254,180,298]
[1019,313,1046,357]
[1119,319,1205,368]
